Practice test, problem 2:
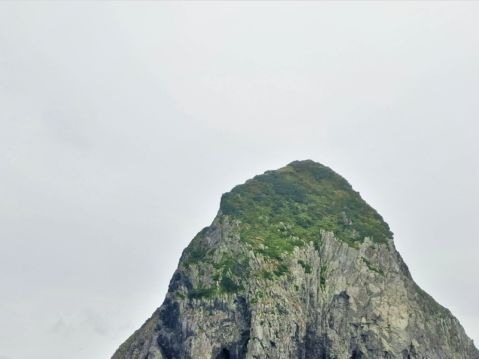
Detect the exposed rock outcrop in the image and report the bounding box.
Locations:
[112,160,478,359]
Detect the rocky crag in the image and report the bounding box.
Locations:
[112,160,479,359]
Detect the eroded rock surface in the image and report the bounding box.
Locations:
[112,160,478,359]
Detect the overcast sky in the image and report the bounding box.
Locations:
[1,2,479,358]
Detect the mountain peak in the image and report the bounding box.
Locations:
[112,160,478,359]
[220,159,392,248]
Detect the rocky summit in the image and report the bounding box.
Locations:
[112,160,479,359]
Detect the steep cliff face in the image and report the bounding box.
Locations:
[112,160,479,359]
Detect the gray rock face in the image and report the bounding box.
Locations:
[112,161,478,359]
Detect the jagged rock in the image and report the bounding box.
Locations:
[112,160,478,359]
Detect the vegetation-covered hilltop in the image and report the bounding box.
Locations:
[221,160,392,248]
[113,160,479,359]
[181,160,393,298]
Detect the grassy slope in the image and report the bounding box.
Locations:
[182,160,393,297]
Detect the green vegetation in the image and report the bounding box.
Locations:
[250,290,265,304]
[261,270,274,281]
[183,160,393,299]
[274,263,289,276]
[298,259,312,274]
[361,257,385,276]
[188,286,217,299]
[220,276,242,293]
[221,160,392,250]
[188,276,244,299]
[320,264,327,290]
[182,227,211,267]
[183,250,246,299]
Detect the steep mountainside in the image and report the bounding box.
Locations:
[112,160,479,359]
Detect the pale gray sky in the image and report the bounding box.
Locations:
[1,2,478,358]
